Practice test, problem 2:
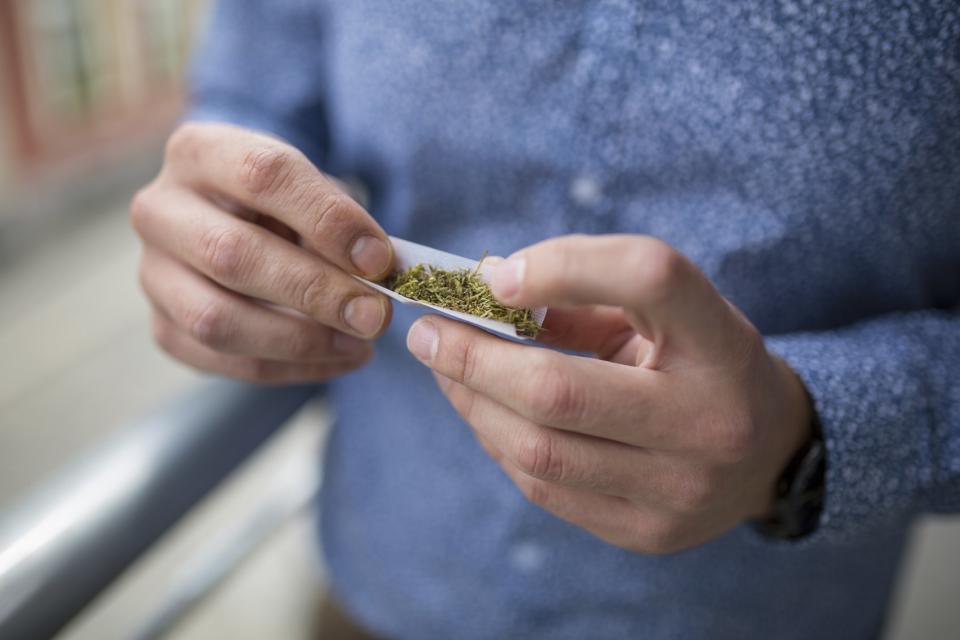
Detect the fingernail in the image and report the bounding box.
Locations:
[350,235,392,277]
[344,296,385,337]
[332,331,368,355]
[492,255,525,302]
[407,318,438,363]
[476,256,503,281]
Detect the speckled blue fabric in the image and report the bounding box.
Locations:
[189,1,960,638]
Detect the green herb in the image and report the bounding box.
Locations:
[387,257,541,337]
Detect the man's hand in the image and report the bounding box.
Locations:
[406,235,812,554]
[131,122,393,383]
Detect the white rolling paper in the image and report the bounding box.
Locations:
[354,236,547,340]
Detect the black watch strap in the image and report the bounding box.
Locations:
[755,411,826,540]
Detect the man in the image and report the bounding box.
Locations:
[130,2,960,638]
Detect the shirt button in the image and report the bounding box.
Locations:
[570,174,603,207]
[510,540,546,573]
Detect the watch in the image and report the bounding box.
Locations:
[754,411,827,540]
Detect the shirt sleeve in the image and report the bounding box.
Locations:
[185,0,331,166]
[763,308,960,543]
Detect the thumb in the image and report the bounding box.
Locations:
[491,234,744,364]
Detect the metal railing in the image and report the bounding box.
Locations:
[0,380,317,639]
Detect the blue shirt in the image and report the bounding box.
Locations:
[189,2,960,638]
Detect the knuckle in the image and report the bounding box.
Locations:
[199,226,250,282]
[128,187,154,231]
[295,269,331,314]
[165,122,204,162]
[528,361,585,425]
[239,146,295,197]
[515,430,565,482]
[186,301,232,349]
[449,335,479,386]
[309,191,352,241]
[633,239,686,301]
[669,472,716,513]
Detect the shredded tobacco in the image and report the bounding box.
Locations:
[386,258,541,337]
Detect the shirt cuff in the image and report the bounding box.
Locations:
[756,321,935,545]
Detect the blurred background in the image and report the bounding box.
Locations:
[0,2,327,638]
[1,0,204,495]
[0,2,957,639]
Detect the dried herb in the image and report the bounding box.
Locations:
[387,257,541,337]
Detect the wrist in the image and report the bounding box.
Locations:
[775,355,814,471]
[751,355,814,520]
[753,355,826,538]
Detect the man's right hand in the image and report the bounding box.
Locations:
[131,122,393,383]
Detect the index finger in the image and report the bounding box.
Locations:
[407,315,677,448]
[164,122,393,279]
